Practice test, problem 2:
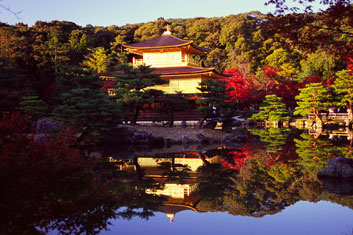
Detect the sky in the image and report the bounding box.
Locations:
[0,0,279,27]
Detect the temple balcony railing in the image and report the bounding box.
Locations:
[132,57,201,67]
[182,57,201,67]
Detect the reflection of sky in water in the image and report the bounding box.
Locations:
[105,201,353,235]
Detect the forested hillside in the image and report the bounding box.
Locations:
[0,8,352,110]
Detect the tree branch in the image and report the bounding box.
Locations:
[0,1,21,20]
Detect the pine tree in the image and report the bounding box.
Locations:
[248,128,290,153]
[156,92,191,127]
[196,79,237,129]
[17,95,48,120]
[51,66,102,105]
[83,47,113,73]
[0,62,27,114]
[51,67,121,143]
[332,69,353,121]
[112,64,168,124]
[294,83,332,123]
[249,94,289,121]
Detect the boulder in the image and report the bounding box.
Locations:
[33,134,50,144]
[221,119,233,131]
[182,135,191,145]
[36,118,64,134]
[319,177,353,195]
[202,120,217,129]
[221,131,248,148]
[132,131,152,144]
[318,157,353,178]
[195,132,210,144]
[104,125,136,144]
[116,124,136,138]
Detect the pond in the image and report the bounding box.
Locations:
[3,127,353,235]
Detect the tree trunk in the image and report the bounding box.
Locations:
[198,117,206,129]
[348,103,353,122]
[312,132,321,148]
[133,157,143,180]
[132,108,140,125]
[313,107,323,128]
[168,109,174,127]
[198,151,211,167]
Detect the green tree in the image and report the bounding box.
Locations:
[33,31,69,73]
[332,69,353,121]
[249,94,290,122]
[156,92,191,127]
[112,64,168,124]
[299,51,340,80]
[248,128,290,153]
[0,62,27,114]
[294,83,332,124]
[196,79,237,129]
[294,133,334,175]
[68,29,90,65]
[110,35,129,65]
[17,96,48,121]
[51,67,121,143]
[83,47,113,73]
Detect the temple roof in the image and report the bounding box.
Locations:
[124,30,209,53]
[100,66,231,78]
[125,34,192,49]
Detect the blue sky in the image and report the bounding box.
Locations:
[0,0,279,27]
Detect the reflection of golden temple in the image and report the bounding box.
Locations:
[136,152,219,174]
[123,152,218,222]
[159,204,197,223]
[146,183,198,198]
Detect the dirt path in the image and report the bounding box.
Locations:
[134,125,227,141]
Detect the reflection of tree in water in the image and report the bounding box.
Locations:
[1,155,166,234]
[195,146,300,217]
[225,152,301,217]
[155,153,191,184]
[294,133,335,175]
[113,157,167,220]
[293,133,353,202]
[194,149,237,213]
[248,128,290,153]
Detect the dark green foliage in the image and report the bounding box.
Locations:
[17,96,48,120]
[249,94,289,121]
[0,62,27,114]
[51,66,102,104]
[248,128,290,153]
[294,83,333,121]
[112,64,168,124]
[156,92,191,127]
[51,67,121,143]
[294,133,334,174]
[332,69,353,117]
[196,79,237,120]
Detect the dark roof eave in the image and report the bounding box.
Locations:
[124,34,193,48]
[99,67,231,78]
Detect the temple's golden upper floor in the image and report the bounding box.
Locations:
[124,29,209,68]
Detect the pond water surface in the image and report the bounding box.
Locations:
[3,127,353,235]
